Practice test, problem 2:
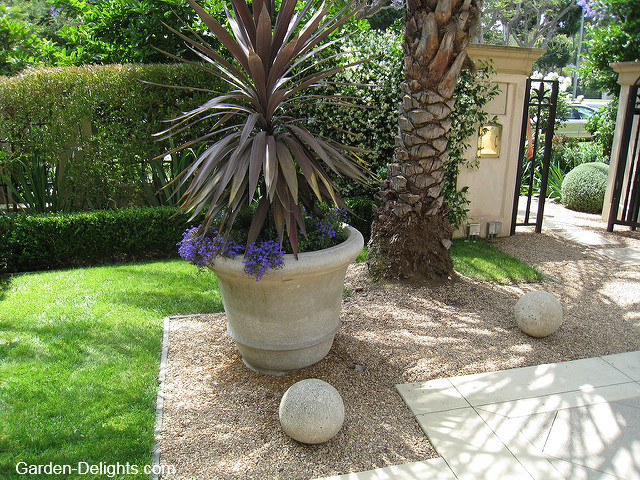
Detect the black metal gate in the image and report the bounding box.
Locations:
[607,75,640,232]
[510,78,559,234]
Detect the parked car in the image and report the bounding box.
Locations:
[556,103,598,139]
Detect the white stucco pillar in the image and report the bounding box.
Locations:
[602,61,640,224]
[453,44,544,238]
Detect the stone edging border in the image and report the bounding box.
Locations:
[150,316,171,480]
[151,314,205,480]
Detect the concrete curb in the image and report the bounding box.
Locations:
[151,316,171,480]
[151,314,209,479]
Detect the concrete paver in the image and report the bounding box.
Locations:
[552,229,620,246]
[541,401,640,479]
[395,378,468,415]
[396,352,640,480]
[596,247,640,265]
[543,218,619,246]
[324,351,640,480]
[476,382,640,417]
[604,351,640,382]
[444,357,632,406]
[314,353,640,480]
[317,459,458,480]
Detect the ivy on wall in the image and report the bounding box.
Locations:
[445,63,501,227]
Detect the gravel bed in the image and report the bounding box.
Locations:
[159,202,640,480]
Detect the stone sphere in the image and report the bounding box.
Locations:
[279,379,344,444]
[515,290,563,337]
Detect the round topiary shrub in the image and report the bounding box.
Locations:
[561,162,609,213]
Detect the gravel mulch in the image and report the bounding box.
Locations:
[159,202,640,480]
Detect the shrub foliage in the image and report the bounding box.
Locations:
[561,161,609,213]
[0,206,203,273]
[0,63,219,210]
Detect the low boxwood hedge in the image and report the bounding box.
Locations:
[561,162,609,213]
[0,206,204,273]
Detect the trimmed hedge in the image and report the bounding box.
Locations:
[0,63,220,210]
[0,207,204,273]
[561,162,609,213]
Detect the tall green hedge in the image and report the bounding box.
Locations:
[1,29,496,234]
[0,206,204,273]
[0,63,220,209]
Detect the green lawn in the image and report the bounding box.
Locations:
[358,241,543,284]
[0,260,222,479]
[451,239,545,283]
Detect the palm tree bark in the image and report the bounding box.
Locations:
[367,0,479,282]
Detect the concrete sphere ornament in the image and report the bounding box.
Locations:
[279,379,344,444]
[515,290,563,337]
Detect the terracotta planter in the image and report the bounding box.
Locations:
[210,225,364,375]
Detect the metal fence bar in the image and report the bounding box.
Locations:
[511,78,534,235]
[535,80,559,233]
[621,118,640,223]
[511,78,559,234]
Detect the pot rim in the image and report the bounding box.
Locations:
[210,224,364,279]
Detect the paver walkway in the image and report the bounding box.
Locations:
[318,351,640,480]
[545,218,640,265]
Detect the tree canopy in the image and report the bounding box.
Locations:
[0,0,227,75]
[578,0,640,94]
[476,0,581,48]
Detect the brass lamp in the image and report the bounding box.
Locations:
[477,124,502,158]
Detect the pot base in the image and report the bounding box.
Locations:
[236,337,335,376]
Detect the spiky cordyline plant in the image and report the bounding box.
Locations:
[156,0,373,256]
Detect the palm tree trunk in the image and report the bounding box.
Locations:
[367,0,479,282]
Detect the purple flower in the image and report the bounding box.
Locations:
[304,206,348,249]
[576,0,606,19]
[178,226,285,280]
[177,205,346,280]
[177,226,243,272]
[242,240,285,281]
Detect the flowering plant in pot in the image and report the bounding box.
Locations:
[160,0,374,374]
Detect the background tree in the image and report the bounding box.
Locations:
[367,0,480,282]
[535,34,574,72]
[53,0,224,65]
[0,4,59,75]
[0,0,227,73]
[578,0,640,95]
[476,0,580,48]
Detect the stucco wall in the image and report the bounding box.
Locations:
[453,45,544,238]
[602,62,640,226]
